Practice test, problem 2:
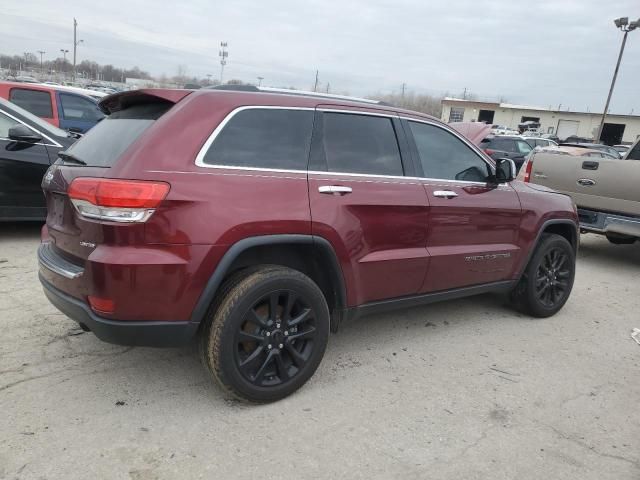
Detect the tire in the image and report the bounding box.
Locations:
[510,233,575,318]
[200,266,330,403]
[606,233,636,245]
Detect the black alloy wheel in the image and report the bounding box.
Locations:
[200,266,330,402]
[234,290,317,387]
[534,247,571,308]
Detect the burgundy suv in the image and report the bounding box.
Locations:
[38,87,578,402]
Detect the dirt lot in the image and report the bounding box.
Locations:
[0,223,639,480]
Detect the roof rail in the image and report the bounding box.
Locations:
[205,84,383,105]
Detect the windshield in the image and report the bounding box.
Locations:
[0,96,68,138]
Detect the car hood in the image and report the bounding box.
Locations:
[449,122,492,145]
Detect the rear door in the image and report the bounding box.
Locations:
[56,92,104,133]
[8,87,57,127]
[404,119,522,292]
[0,108,53,220]
[308,107,429,306]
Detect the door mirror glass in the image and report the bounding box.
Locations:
[8,124,42,143]
[494,158,516,183]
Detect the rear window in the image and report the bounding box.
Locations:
[9,88,53,118]
[62,103,170,167]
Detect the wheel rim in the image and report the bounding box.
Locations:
[234,289,317,387]
[534,247,571,308]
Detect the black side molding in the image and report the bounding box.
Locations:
[344,280,515,322]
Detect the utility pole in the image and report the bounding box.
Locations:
[37,51,45,74]
[313,70,319,92]
[72,18,83,83]
[257,76,264,87]
[326,82,330,93]
[401,83,406,98]
[595,17,638,143]
[463,87,467,100]
[219,42,228,83]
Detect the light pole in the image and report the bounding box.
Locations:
[37,50,45,74]
[219,42,228,83]
[206,73,212,85]
[72,18,84,83]
[595,17,639,143]
[60,49,69,75]
[257,76,264,87]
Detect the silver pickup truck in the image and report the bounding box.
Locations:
[518,139,640,244]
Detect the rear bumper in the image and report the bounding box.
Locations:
[39,274,199,347]
[578,208,640,238]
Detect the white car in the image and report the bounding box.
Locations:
[491,124,519,135]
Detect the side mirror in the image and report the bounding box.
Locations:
[8,124,42,143]
[494,158,516,183]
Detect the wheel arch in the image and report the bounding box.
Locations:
[516,219,578,280]
[190,235,347,330]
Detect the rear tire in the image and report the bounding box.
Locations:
[510,233,575,318]
[200,266,330,403]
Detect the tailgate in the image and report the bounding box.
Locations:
[573,158,640,217]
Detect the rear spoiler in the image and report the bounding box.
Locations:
[98,89,193,115]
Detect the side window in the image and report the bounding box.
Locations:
[9,88,53,118]
[59,94,103,121]
[516,140,532,154]
[0,112,20,138]
[492,138,517,152]
[202,108,314,170]
[322,112,403,176]
[409,121,490,182]
[626,142,640,160]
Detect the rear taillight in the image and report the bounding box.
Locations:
[68,178,170,223]
[523,158,534,182]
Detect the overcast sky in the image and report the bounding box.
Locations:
[2,0,639,113]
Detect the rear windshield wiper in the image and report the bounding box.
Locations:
[58,151,87,165]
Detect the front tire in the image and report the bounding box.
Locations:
[510,233,575,318]
[200,267,330,403]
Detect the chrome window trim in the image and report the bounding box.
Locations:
[0,109,63,147]
[194,105,315,169]
[193,104,508,187]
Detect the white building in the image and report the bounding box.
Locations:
[441,98,640,145]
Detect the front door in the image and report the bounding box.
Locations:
[0,111,52,220]
[403,119,522,292]
[308,108,429,306]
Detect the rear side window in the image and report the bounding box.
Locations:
[59,93,104,122]
[202,108,314,170]
[489,138,517,152]
[9,88,53,118]
[63,102,170,167]
[321,112,403,176]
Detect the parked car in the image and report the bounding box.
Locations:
[490,124,520,136]
[38,87,578,402]
[559,142,620,159]
[0,81,104,133]
[518,138,640,244]
[562,135,592,144]
[0,97,76,221]
[522,136,558,149]
[480,135,533,171]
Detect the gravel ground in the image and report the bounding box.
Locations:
[1,223,639,480]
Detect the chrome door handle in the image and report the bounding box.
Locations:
[577,178,596,186]
[318,185,352,195]
[433,190,458,198]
